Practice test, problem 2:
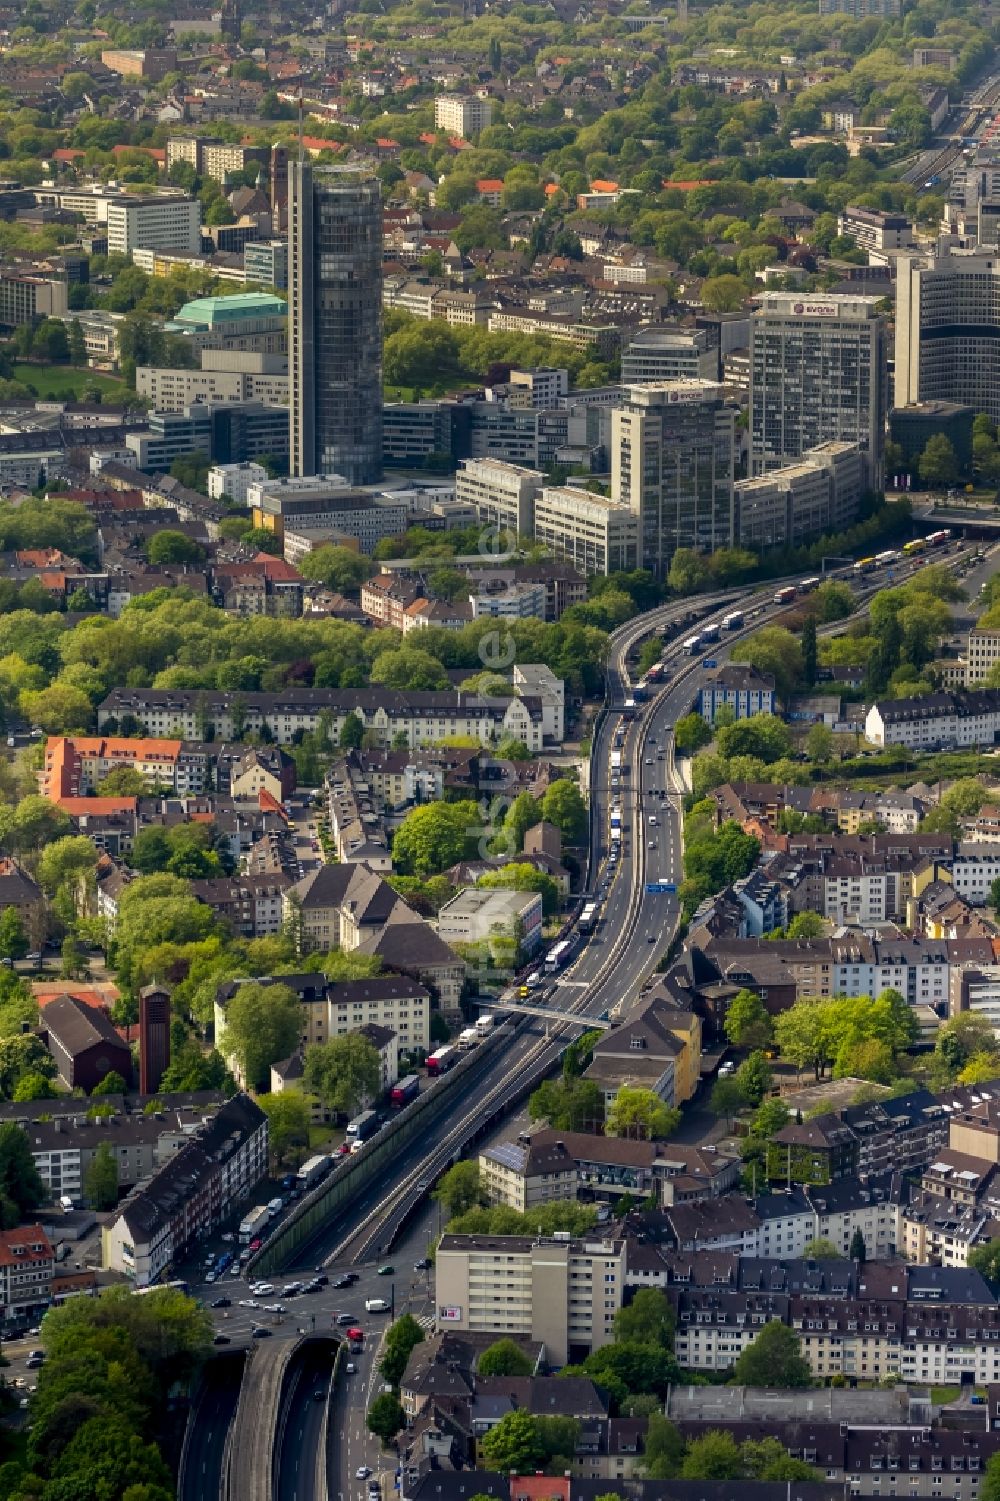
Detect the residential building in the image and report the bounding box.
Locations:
[0,1226,54,1326]
[435,1234,626,1364]
[0,269,68,328]
[244,239,288,290]
[865,690,1000,751]
[838,206,913,253]
[288,161,382,485]
[513,666,564,743]
[698,666,776,722]
[107,196,201,258]
[750,293,887,488]
[207,460,270,505]
[533,487,639,577]
[895,247,1000,423]
[98,686,545,753]
[611,382,736,576]
[436,888,544,956]
[434,95,493,137]
[103,1093,268,1285]
[508,368,569,407]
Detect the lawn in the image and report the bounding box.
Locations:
[12,362,132,402]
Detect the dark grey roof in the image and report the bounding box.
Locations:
[43,994,131,1058]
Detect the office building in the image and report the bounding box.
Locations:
[621,326,717,384]
[0,270,68,328]
[136,350,289,410]
[837,206,913,253]
[508,368,569,407]
[734,441,864,551]
[750,293,887,488]
[106,196,201,258]
[101,46,177,79]
[611,382,735,576]
[434,94,493,137]
[244,239,288,289]
[818,0,899,13]
[534,486,640,576]
[889,401,974,484]
[896,247,1000,424]
[126,400,289,472]
[138,984,170,1095]
[288,161,382,486]
[455,458,543,536]
[435,1233,625,1364]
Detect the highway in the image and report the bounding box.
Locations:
[179,1352,245,1501]
[275,1342,335,1501]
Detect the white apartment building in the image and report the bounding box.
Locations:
[750,292,887,488]
[534,486,640,576]
[837,206,914,253]
[611,381,735,576]
[207,461,269,504]
[513,664,564,742]
[454,458,543,537]
[107,196,202,257]
[952,848,1000,904]
[469,582,547,619]
[509,367,569,407]
[435,1233,626,1364]
[436,887,543,953]
[434,93,493,137]
[866,691,1000,751]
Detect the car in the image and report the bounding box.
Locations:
[264,1303,286,1314]
[313,1388,326,1401]
[220,1232,235,1242]
[647,934,655,943]
[333,1276,352,1289]
[336,1313,355,1325]
[27,1351,44,1362]
[251,1327,271,1339]
[211,1297,231,1309]
[413,1258,431,1271]
[345,1361,356,1374]
[356,1468,372,1480]
[377,1264,394,1276]
[251,1282,274,1295]
[238,1299,260,1309]
[25,1357,44,1370]
[205,1271,217,1283]
[342,1272,358,1284]
[248,1239,262,1251]
[25,952,41,964]
[12,1378,26,1389]
[647,840,656,849]
[416,1179,429,1191]
[281,1282,302,1296]
[314,1273,329,1286]
[213,1333,231,1345]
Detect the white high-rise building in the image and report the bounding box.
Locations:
[434,94,493,137]
[107,196,201,257]
[750,292,887,489]
[896,246,1000,424]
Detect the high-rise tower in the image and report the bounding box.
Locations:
[288,161,382,484]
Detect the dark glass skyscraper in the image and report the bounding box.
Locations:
[288,161,382,484]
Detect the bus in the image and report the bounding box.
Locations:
[426,1046,456,1075]
[774,586,796,604]
[579,901,599,932]
[722,610,744,630]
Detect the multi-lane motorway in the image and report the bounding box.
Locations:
[191,533,1000,1499]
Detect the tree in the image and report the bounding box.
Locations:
[477,1338,534,1377]
[0,1034,54,1099]
[371,647,450,692]
[68,317,87,364]
[724,989,772,1049]
[732,1319,812,1388]
[393,800,479,875]
[540,780,587,845]
[147,530,204,565]
[302,1033,380,1117]
[92,1070,127,1097]
[19,682,93,734]
[735,1051,772,1108]
[969,1239,1000,1285]
[83,1141,120,1210]
[681,1430,743,1481]
[980,1452,1000,1501]
[606,1086,680,1141]
[805,721,833,764]
[614,1289,675,1349]
[786,910,825,940]
[480,1409,544,1472]
[918,433,959,488]
[258,1092,310,1168]
[667,548,709,595]
[936,1012,1000,1077]
[730,627,803,698]
[0,1121,45,1224]
[674,713,712,757]
[12,1070,54,1102]
[850,1228,867,1263]
[802,615,817,688]
[380,1313,425,1387]
[220,981,301,1091]
[367,1392,405,1446]
[700,274,750,313]
[710,1074,746,1125]
[644,1412,686,1480]
[296,545,370,594]
[434,1160,485,1217]
[802,1237,842,1260]
[0,908,27,963]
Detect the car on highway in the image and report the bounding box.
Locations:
[264,1303,286,1314]
[336,1313,356,1325]
[377,1264,394,1275]
[314,1273,329,1285]
[238,1299,260,1309]
[313,1388,326,1400]
[413,1258,431,1271]
[251,1327,271,1339]
[213,1334,231,1345]
[211,1297,231,1308]
[345,1362,356,1374]
[250,1282,274,1295]
[332,1275,352,1288]
[356,1467,372,1479]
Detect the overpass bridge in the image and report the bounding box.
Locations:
[488,998,613,1028]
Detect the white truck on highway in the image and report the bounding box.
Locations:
[239,1204,270,1245]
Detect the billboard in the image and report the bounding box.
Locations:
[438,1305,463,1322]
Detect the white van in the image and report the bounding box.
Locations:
[365,1297,389,1313]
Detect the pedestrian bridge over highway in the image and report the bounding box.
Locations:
[489,997,612,1028]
